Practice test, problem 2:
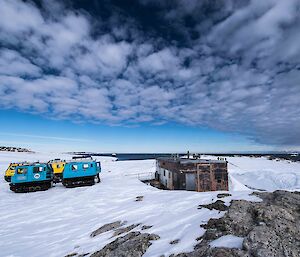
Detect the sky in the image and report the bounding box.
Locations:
[0,0,299,153]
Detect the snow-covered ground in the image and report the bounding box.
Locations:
[0,152,299,257]
[204,155,300,191]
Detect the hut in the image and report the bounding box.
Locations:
[155,157,228,192]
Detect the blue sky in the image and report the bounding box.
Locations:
[0,0,299,152]
[0,109,271,153]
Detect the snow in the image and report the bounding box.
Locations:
[204,155,300,191]
[209,235,244,249]
[0,152,299,257]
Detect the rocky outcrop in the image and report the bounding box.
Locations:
[176,190,300,257]
[217,193,231,198]
[90,221,124,238]
[198,200,229,211]
[141,225,153,230]
[135,196,144,202]
[113,224,140,237]
[170,239,180,245]
[90,232,160,257]
[0,146,32,152]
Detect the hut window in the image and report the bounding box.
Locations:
[164,170,166,176]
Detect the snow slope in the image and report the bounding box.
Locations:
[205,155,300,191]
[0,152,298,257]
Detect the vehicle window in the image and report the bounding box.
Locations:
[57,164,60,168]
[72,164,78,171]
[83,163,89,169]
[17,168,27,174]
[33,167,44,173]
[91,164,93,167]
[96,162,100,167]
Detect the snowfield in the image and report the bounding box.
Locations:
[0,152,299,257]
[211,155,300,191]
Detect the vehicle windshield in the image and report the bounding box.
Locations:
[17,168,27,174]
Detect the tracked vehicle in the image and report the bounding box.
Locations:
[62,159,101,188]
[4,162,28,182]
[4,163,20,182]
[49,159,66,183]
[10,163,53,193]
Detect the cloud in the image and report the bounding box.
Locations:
[0,132,92,142]
[0,49,41,77]
[0,0,300,147]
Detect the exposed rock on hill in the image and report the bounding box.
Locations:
[198,200,229,211]
[176,190,300,257]
[90,221,124,238]
[0,146,32,152]
[90,232,160,257]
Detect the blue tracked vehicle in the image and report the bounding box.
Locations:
[10,163,53,193]
[62,159,101,188]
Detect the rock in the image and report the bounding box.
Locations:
[198,200,229,211]
[113,224,140,237]
[176,190,300,257]
[141,225,153,230]
[135,196,144,202]
[90,221,124,237]
[217,193,231,198]
[90,231,160,257]
[65,251,89,256]
[65,254,77,257]
[170,239,180,245]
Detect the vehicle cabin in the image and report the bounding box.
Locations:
[156,157,228,192]
[49,159,66,182]
[63,160,101,179]
[49,160,66,174]
[4,163,21,182]
[11,163,53,184]
[4,162,31,182]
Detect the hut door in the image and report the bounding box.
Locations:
[174,172,186,190]
[186,173,196,191]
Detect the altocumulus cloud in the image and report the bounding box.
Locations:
[0,0,300,146]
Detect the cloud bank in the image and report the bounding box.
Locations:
[0,0,300,146]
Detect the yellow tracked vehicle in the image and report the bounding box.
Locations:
[4,163,26,182]
[49,159,66,183]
